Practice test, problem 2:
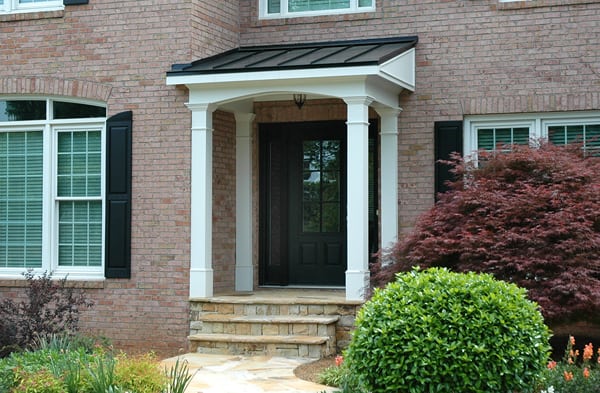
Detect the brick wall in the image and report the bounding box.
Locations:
[0,0,240,356]
[240,0,600,231]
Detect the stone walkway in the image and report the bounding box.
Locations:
[161,353,338,393]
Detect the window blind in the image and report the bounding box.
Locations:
[57,130,102,267]
[0,131,43,268]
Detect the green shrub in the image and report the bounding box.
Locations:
[345,267,551,393]
[11,368,64,393]
[114,352,167,393]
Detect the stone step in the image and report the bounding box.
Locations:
[193,314,338,336]
[189,333,333,358]
[189,333,329,345]
[198,313,340,324]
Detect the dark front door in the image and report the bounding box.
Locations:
[260,121,347,286]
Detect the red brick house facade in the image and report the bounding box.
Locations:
[1,0,599,355]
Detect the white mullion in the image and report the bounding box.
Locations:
[44,123,54,273]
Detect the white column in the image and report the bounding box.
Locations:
[234,112,255,292]
[344,96,373,301]
[187,103,216,298]
[374,106,401,256]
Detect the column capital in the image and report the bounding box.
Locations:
[234,112,256,123]
[372,105,403,118]
[186,102,217,113]
[343,96,374,107]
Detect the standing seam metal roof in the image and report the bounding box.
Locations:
[168,36,418,76]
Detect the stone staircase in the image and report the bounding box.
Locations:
[188,289,362,359]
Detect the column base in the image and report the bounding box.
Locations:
[189,268,214,298]
[345,269,370,301]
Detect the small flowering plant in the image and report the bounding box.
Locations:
[540,336,600,393]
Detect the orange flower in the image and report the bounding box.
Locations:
[583,367,590,378]
[584,343,594,362]
[547,360,557,370]
[570,336,576,346]
[564,371,574,381]
[335,355,344,367]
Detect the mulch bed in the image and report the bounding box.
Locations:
[293,356,336,384]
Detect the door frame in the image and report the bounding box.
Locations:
[258,120,379,287]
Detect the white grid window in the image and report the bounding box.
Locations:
[465,112,600,157]
[261,0,374,18]
[0,98,106,279]
[0,0,63,14]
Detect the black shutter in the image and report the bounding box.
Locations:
[64,0,89,5]
[434,121,463,199]
[105,111,132,278]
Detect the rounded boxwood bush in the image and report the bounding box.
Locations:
[345,267,551,393]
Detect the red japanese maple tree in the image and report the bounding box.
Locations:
[372,142,600,321]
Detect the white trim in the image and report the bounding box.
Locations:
[188,103,216,298]
[167,66,380,86]
[0,0,63,14]
[258,0,374,19]
[0,97,106,278]
[235,112,255,292]
[344,96,372,301]
[373,106,401,254]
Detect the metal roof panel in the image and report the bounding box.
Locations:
[168,36,418,76]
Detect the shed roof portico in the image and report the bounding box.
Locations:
[166,36,418,301]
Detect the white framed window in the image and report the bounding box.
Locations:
[0,97,106,279]
[0,0,63,14]
[465,112,600,157]
[260,0,374,19]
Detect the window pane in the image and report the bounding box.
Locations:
[478,127,529,151]
[566,125,584,144]
[0,100,46,122]
[322,203,340,232]
[513,127,529,145]
[0,131,43,268]
[358,0,372,6]
[548,125,566,145]
[289,0,350,12]
[58,201,102,267]
[267,0,281,13]
[303,202,320,232]
[53,101,106,119]
[57,130,101,197]
[477,129,494,150]
[586,124,600,155]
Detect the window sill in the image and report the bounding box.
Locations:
[0,276,105,289]
[252,10,376,27]
[496,0,599,10]
[0,9,64,22]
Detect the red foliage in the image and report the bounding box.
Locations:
[372,142,600,321]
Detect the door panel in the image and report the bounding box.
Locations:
[288,126,346,285]
[259,121,347,286]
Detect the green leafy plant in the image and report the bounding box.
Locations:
[11,368,64,393]
[164,357,193,393]
[540,336,600,393]
[86,355,117,393]
[317,355,348,387]
[114,352,167,393]
[346,267,551,393]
